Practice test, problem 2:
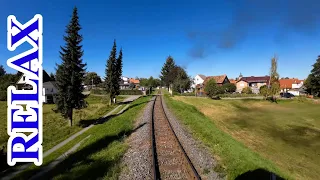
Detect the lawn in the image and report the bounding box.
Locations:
[0,95,125,152]
[167,95,320,180]
[13,95,151,179]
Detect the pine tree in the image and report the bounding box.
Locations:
[0,65,6,77]
[105,40,118,105]
[55,7,87,126]
[305,55,320,97]
[160,56,176,90]
[50,73,55,81]
[115,48,123,97]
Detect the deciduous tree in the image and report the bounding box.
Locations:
[84,72,102,86]
[55,7,87,126]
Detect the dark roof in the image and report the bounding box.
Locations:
[17,70,52,84]
[43,70,51,83]
[238,76,270,83]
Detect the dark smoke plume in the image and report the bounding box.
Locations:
[188,0,320,58]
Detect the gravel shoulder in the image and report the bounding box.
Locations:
[118,96,155,180]
[161,95,224,180]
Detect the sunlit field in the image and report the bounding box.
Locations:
[167,96,320,180]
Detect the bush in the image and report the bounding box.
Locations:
[119,90,143,95]
[242,87,253,94]
[259,85,268,97]
[222,83,236,93]
[204,79,222,99]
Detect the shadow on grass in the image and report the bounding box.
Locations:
[27,122,147,180]
[78,97,152,128]
[267,124,320,147]
[235,168,285,180]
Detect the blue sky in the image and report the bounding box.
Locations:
[1,0,320,80]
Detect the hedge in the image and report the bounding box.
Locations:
[91,89,143,95]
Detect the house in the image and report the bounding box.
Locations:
[129,78,140,88]
[279,78,305,96]
[236,76,270,94]
[192,74,206,89]
[119,77,140,89]
[203,74,230,86]
[229,79,236,85]
[16,70,58,103]
[196,74,230,96]
[120,76,130,89]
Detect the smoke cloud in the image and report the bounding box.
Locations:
[188,0,320,58]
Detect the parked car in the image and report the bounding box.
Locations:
[280,92,295,98]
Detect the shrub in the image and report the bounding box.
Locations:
[259,85,268,97]
[204,79,221,99]
[222,83,236,93]
[242,87,253,94]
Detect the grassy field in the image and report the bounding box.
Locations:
[13,95,150,179]
[167,95,320,180]
[0,95,125,152]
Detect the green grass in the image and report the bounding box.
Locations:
[169,96,320,180]
[0,95,125,152]
[164,95,291,180]
[11,95,151,179]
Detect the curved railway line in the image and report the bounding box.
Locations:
[151,93,201,180]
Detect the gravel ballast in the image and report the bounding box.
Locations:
[118,96,155,180]
[161,95,224,180]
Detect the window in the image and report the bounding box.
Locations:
[23,76,25,81]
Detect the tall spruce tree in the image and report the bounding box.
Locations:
[305,55,320,97]
[105,40,118,105]
[160,56,176,90]
[115,48,123,97]
[55,7,87,126]
[0,65,6,77]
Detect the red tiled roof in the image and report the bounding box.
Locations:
[279,78,303,89]
[129,78,140,84]
[204,74,228,84]
[229,79,236,84]
[238,76,270,84]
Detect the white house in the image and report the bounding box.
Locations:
[120,76,130,89]
[16,70,58,103]
[288,80,305,96]
[192,74,206,89]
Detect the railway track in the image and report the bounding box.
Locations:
[151,93,201,180]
